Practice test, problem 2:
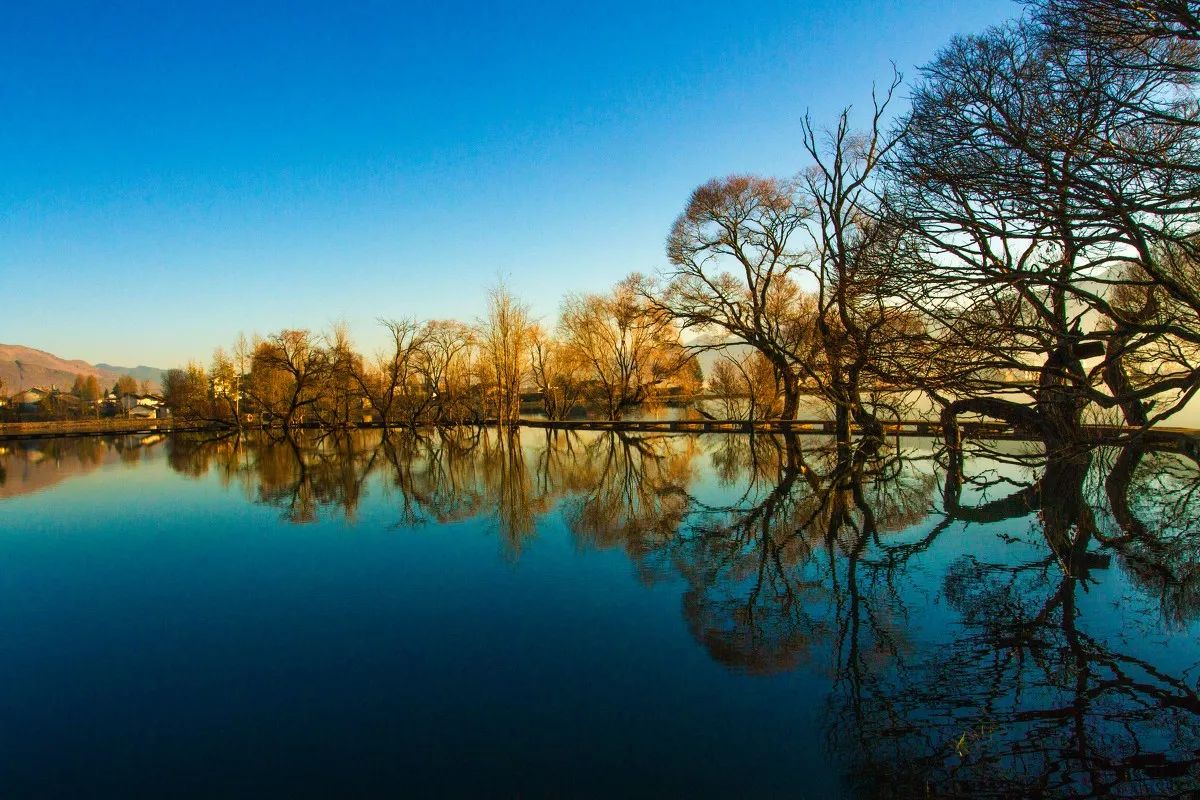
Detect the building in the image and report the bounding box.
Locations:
[11,388,50,413]
[119,393,165,413]
[125,405,159,420]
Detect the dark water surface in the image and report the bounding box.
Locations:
[0,430,1197,797]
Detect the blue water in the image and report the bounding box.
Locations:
[0,431,1196,797]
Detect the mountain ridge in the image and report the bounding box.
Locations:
[0,344,165,394]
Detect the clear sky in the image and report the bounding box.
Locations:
[1,0,1018,368]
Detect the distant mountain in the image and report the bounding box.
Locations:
[93,363,167,388]
[0,344,165,394]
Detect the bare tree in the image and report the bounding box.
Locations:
[246,329,331,429]
[660,175,814,418]
[418,319,478,424]
[561,275,694,419]
[478,281,532,426]
[1031,0,1200,416]
[888,20,1200,449]
[706,350,781,421]
[1034,0,1200,96]
[528,324,588,420]
[798,73,910,445]
[348,318,431,429]
[319,322,360,428]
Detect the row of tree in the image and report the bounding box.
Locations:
[168,0,1200,453]
[163,280,703,430]
[68,374,151,402]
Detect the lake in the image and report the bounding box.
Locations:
[0,430,1197,797]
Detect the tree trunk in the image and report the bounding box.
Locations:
[939,397,1042,450]
[1036,343,1089,452]
[1102,338,1150,426]
[834,403,851,449]
[851,399,883,442]
[779,368,800,420]
[1038,451,1095,577]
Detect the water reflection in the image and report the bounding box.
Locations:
[833,445,1200,797]
[0,433,164,498]
[2,428,1198,794]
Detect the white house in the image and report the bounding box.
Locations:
[119,393,164,412]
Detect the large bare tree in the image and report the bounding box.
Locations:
[661,175,815,418]
[246,329,331,430]
[348,317,431,429]
[888,18,1200,449]
[797,74,915,444]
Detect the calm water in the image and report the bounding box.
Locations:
[0,430,1197,797]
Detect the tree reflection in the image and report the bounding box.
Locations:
[478,427,544,558]
[169,429,380,524]
[1103,446,1200,629]
[377,428,488,527]
[827,443,1200,797]
[664,439,936,676]
[561,432,695,573]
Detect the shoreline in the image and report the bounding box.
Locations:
[2,417,1199,453]
[0,418,181,440]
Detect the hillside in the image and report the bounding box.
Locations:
[0,344,164,394]
[93,363,167,387]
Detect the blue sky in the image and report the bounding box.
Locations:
[1,0,1018,367]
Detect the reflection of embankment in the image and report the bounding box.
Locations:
[0,435,166,499]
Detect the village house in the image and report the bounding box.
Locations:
[10,387,50,413]
[117,393,169,419]
[118,393,164,412]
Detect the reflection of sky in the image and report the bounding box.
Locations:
[0,435,836,794]
[0,432,1196,794]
